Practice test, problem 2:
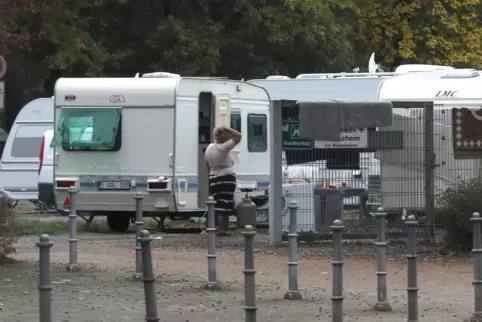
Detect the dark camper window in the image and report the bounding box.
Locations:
[247,114,267,152]
[56,108,122,151]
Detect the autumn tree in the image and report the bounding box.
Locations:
[0,0,59,54]
[353,0,482,70]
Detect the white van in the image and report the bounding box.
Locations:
[0,98,53,201]
[53,74,270,232]
[38,129,55,208]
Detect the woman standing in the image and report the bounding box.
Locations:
[205,125,241,236]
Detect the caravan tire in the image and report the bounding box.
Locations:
[107,213,131,233]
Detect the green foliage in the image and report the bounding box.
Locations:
[0,197,16,262]
[438,179,482,251]
[4,0,482,102]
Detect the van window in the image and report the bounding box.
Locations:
[230,112,241,133]
[56,108,122,151]
[10,125,45,157]
[247,114,267,152]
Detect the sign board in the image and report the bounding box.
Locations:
[314,129,368,149]
[282,120,313,150]
[282,120,368,150]
[0,56,5,79]
[0,81,4,109]
[452,107,482,158]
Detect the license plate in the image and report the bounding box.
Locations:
[98,181,130,190]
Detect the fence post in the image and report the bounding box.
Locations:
[139,230,160,322]
[471,212,482,322]
[205,196,218,290]
[331,219,344,322]
[373,207,392,312]
[243,225,257,322]
[36,234,53,322]
[284,200,302,300]
[424,103,436,239]
[406,215,419,322]
[133,192,144,281]
[66,187,80,272]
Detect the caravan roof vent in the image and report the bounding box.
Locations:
[441,69,480,79]
[395,64,454,73]
[266,75,290,80]
[296,72,397,79]
[296,74,328,79]
[142,72,181,78]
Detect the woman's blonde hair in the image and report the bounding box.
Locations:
[213,125,229,143]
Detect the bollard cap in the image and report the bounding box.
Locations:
[288,200,299,209]
[138,229,153,243]
[35,234,53,248]
[405,214,418,226]
[471,212,482,222]
[242,225,256,237]
[330,219,344,231]
[206,196,216,204]
[134,191,144,200]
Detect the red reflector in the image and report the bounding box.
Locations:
[148,181,168,189]
[56,181,75,188]
[38,136,45,175]
[63,197,70,207]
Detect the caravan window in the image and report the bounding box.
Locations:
[247,114,267,152]
[56,108,122,151]
[230,112,242,133]
[10,125,46,157]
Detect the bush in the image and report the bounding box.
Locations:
[0,196,16,262]
[438,179,482,251]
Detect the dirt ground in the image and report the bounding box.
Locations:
[0,223,475,322]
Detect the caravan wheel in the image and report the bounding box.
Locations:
[107,213,131,233]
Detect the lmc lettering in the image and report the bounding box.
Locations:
[435,90,458,98]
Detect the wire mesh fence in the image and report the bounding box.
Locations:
[278,100,478,241]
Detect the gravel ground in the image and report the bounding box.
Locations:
[0,227,476,322]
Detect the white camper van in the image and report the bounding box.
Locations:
[53,73,270,232]
[377,69,482,210]
[0,98,54,201]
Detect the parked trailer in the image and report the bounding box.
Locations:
[0,98,53,202]
[53,73,271,232]
[377,69,482,210]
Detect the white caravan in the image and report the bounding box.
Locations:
[0,98,53,201]
[377,69,482,210]
[53,73,270,232]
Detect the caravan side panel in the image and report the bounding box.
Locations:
[377,71,482,210]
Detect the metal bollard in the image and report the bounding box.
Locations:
[405,215,419,322]
[133,192,145,281]
[205,196,218,290]
[66,187,80,272]
[37,234,53,322]
[331,219,344,322]
[471,212,482,321]
[139,230,160,322]
[243,225,257,322]
[284,200,302,300]
[373,207,392,311]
